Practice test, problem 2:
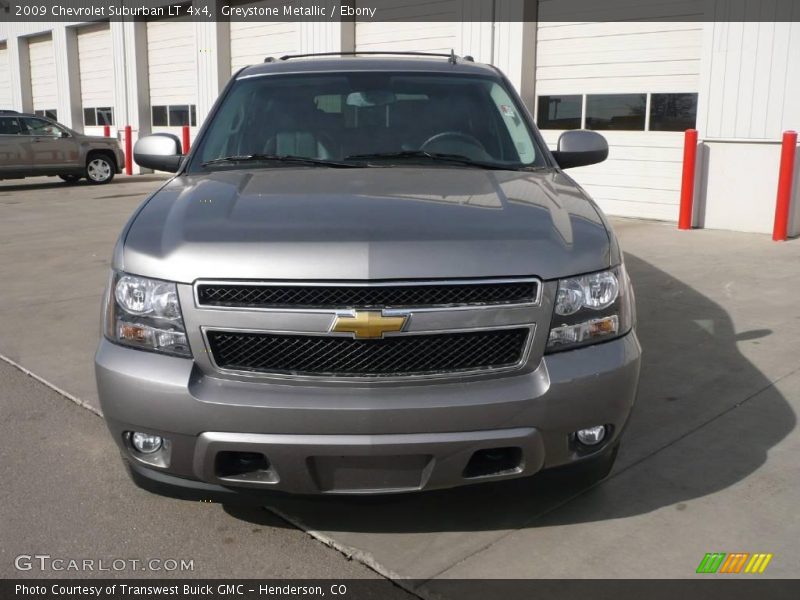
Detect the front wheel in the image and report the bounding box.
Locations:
[85,155,115,185]
[59,174,82,184]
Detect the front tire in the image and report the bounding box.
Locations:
[59,174,82,184]
[85,155,115,185]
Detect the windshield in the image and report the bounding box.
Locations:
[190,72,547,171]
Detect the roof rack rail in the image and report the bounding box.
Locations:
[268,50,469,64]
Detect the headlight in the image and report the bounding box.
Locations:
[104,272,191,357]
[546,265,633,352]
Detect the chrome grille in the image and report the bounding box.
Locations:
[206,328,529,378]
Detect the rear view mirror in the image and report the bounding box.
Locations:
[134,133,183,173]
[552,130,609,169]
[346,91,397,108]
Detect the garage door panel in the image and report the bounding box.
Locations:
[147,18,197,107]
[536,76,700,95]
[539,29,703,58]
[537,46,702,68]
[592,198,678,221]
[571,172,681,191]
[538,60,701,82]
[355,0,459,53]
[0,44,11,109]
[77,23,113,110]
[367,0,462,20]
[535,16,701,222]
[230,1,300,70]
[576,182,679,205]
[28,35,57,112]
[537,20,703,42]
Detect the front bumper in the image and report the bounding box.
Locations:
[95,332,640,495]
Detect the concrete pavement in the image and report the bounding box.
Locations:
[1,176,798,589]
[0,176,168,410]
[0,359,414,593]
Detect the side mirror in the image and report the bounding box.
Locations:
[134,133,183,173]
[552,130,608,169]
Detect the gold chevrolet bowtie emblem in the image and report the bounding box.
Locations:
[331,311,408,339]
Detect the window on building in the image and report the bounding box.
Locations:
[536,95,582,129]
[83,107,115,127]
[585,94,646,131]
[152,104,197,127]
[169,105,190,126]
[152,105,168,126]
[649,93,698,131]
[33,109,58,121]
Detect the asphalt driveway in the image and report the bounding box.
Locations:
[1,176,798,592]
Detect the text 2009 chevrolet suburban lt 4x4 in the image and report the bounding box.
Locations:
[95,53,640,497]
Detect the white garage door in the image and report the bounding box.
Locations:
[535,17,703,222]
[28,34,58,119]
[0,43,11,109]
[230,2,300,70]
[147,17,196,106]
[77,23,114,133]
[147,17,197,140]
[355,0,459,53]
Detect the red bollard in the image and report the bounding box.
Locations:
[772,131,798,242]
[182,125,190,154]
[678,129,698,230]
[124,125,133,176]
[103,125,110,137]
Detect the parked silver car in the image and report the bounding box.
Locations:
[95,54,641,497]
[0,111,124,184]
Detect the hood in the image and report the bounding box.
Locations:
[120,168,612,283]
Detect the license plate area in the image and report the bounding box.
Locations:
[308,454,433,493]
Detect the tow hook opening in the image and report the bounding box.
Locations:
[463,447,523,479]
[215,451,278,484]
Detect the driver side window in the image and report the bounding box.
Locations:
[0,117,23,135]
[21,117,64,137]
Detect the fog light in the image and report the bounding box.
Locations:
[131,432,162,454]
[576,425,606,446]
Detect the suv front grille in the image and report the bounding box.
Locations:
[196,280,538,309]
[206,328,529,378]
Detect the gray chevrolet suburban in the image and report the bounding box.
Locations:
[95,54,641,497]
[0,111,123,184]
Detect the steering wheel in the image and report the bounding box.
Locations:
[421,131,486,153]
[419,131,492,162]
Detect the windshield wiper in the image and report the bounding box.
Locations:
[202,154,357,168]
[344,150,509,170]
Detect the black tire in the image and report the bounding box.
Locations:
[552,442,620,486]
[85,154,115,185]
[59,174,81,183]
